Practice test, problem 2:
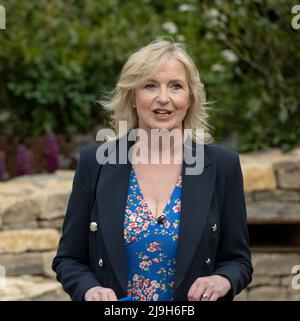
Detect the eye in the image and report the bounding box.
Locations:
[171,83,183,90]
[144,83,156,89]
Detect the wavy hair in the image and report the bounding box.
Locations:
[99,39,213,143]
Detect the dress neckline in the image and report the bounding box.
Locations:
[131,167,182,220]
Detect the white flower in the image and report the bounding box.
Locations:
[179,4,195,12]
[218,33,227,41]
[211,63,226,73]
[205,32,213,40]
[221,49,238,63]
[162,22,178,34]
[206,8,226,28]
[220,13,228,23]
[207,18,219,28]
[206,8,220,18]
[177,34,185,42]
[153,293,159,301]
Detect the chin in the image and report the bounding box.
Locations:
[149,120,174,129]
[152,125,173,131]
[157,122,182,131]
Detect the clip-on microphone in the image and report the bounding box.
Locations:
[157,214,166,224]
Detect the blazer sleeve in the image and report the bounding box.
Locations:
[213,154,253,299]
[52,149,103,301]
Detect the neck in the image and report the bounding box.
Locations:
[132,127,184,165]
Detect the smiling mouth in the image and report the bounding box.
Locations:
[153,109,173,115]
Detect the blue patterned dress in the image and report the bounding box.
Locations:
[124,168,182,301]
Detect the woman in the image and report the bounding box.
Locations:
[52,39,253,301]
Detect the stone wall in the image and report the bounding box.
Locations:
[0,148,300,301]
[236,148,300,300]
[0,171,72,300]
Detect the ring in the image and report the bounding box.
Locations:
[202,292,208,299]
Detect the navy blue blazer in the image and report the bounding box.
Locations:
[52,136,253,301]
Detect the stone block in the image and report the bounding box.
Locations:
[241,163,277,192]
[0,276,64,301]
[286,288,300,301]
[245,193,253,203]
[276,166,300,189]
[0,250,56,277]
[42,250,57,278]
[247,201,300,223]
[0,229,60,254]
[2,198,41,225]
[54,170,74,180]
[0,252,44,276]
[38,190,70,220]
[252,253,300,276]
[248,286,287,300]
[38,218,64,230]
[32,287,70,301]
[234,289,248,301]
[0,183,38,197]
[252,190,300,202]
[9,174,58,188]
[2,220,39,230]
[249,275,281,288]
[281,275,295,287]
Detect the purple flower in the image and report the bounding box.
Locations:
[16,145,33,176]
[44,133,59,173]
[0,151,5,181]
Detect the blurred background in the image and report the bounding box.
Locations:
[0,0,299,300]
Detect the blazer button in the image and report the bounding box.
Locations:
[211,224,217,232]
[98,258,104,268]
[90,222,98,232]
[205,258,211,265]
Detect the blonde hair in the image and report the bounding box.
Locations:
[100,39,213,143]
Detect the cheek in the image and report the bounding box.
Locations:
[136,94,153,110]
[176,95,190,111]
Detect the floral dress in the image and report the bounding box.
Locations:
[124,167,182,301]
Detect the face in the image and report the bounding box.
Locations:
[134,57,191,134]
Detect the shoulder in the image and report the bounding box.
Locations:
[205,143,239,162]
[204,143,240,174]
[78,143,103,174]
[80,143,101,161]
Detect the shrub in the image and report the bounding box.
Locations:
[0,0,299,152]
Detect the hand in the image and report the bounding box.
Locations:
[84,286,118,301]
[187,275,231,301]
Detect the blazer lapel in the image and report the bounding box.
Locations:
[96,136,133,294]
[174,145,216,293]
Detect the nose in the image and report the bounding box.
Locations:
[156,87,170,105]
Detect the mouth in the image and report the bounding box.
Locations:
[152,108,174,121]
[153,108,173,115]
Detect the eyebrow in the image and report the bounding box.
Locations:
[146,79,185,83]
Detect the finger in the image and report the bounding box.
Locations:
[93,289,108,301]
[91,293,102,301]
[195,282,208,301]
[201,288,213,301]
[107,290,118,301]
[190,282,207,301]
[188,283,202,301]
[209,293,219,301]
[101,292,112,301]
[103,288,118,301]
[187,279,200,301]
